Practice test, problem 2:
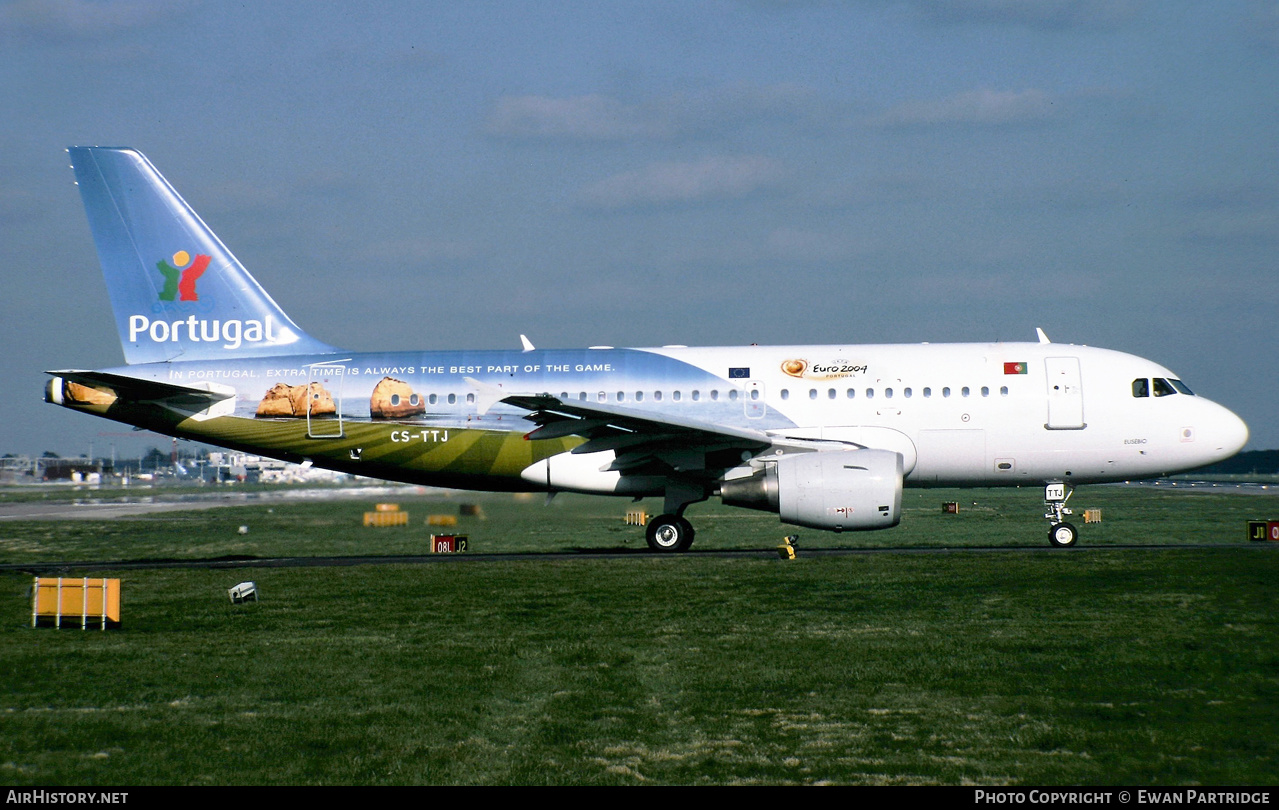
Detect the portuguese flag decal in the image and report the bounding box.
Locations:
[1004,361,1028,375]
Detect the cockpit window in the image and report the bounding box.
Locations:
[1134,377,1195,398]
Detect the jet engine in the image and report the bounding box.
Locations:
[720,449,903,532]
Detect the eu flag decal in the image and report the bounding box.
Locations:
[728,367,751,379]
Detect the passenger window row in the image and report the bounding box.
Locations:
[560,390,742,404]
[400,393,472,406]
[781,386,1010,400]
[514,386,1018,405]
[414,383,1023,409]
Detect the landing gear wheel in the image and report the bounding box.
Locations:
[646,513,695,553]
[1048,522,1078,548]
[676,516,695,547]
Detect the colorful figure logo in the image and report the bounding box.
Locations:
[156,251,210,302]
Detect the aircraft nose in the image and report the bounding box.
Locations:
[1225,409,1249,455]
[1206,404,1249,462]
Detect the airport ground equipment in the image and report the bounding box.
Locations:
[32,577,120,629]
[228,581,258,603]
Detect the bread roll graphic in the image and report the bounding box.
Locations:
[370,376,426,419]
[256,382,336,418]
[64,381,118,406]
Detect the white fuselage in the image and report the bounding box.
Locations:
[520,341,1248,494]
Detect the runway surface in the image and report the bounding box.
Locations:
[0,485,421,521]
[2,482,1273,574]
[2,542,1272,576]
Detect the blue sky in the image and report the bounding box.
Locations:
[1,0,1275,458]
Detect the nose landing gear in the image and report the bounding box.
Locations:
[1044,482,1078,548]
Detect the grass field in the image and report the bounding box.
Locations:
[1,484,1276,785]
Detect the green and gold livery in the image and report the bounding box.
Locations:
[45,367,581,490]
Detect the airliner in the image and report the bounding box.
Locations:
[47,147,1250,551]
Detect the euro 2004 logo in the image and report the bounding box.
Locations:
[780,359,868,380]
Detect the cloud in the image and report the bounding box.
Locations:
[0,0,182,41]
[907,0,1142,31]
[354,238,483,267]
[0,187,43,226]
[872,88,1059,127]
[670,82,819,133]
[1246,0,1279,49]
[1178,185,1279,245]
[485,95,675,141]
[578,155,788,210]
[486,84,819,142]
[763,228,867,265]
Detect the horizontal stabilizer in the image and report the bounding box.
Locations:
[47,369,234,409]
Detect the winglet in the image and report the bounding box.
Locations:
[1036,328,1051,344]
[520,334,535,352]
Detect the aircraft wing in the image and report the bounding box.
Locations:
[503,392,773,475]
[47,369,235,410]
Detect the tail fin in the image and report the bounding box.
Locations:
[69,147,336,365]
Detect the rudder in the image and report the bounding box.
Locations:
[69,147,335,365]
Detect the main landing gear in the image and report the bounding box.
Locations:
[644,480,706,553]
[1044,482,1078,548]
[646,513,695,552]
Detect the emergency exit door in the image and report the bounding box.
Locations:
[307,361,347,438]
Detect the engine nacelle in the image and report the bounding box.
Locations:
[720,449,903,532]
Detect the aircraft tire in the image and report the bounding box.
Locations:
[1048,522,1078,548]
[646,514,695,553]
[677,516,695,549]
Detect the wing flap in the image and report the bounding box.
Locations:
[502,392,772,478]
[505,393,772,446]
